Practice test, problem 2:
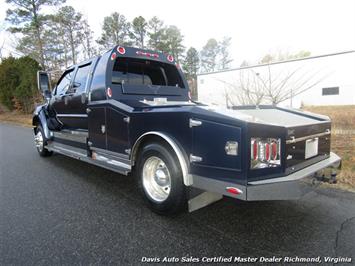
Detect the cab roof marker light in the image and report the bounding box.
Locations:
[117,46,126,55]
[136,51,159,58]
[167,54,174,62]
[111,52,117,60]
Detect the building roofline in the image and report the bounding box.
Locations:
[197,50,355,76]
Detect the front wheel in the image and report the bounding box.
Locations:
[34,125,52,157]
[136,142,187,215]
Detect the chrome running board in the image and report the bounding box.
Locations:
[46,141,131,175]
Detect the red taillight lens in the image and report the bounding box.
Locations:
[252,140,258,160]
[250,138,281,169]
[265,143,270,161]
[271,141,278,160]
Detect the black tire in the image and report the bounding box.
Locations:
[136,142,187,215]
[34,125,53,157]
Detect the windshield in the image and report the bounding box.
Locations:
[112,57,185,90]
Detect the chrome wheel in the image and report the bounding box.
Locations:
[34,130,44,152]
[142,156,171,202]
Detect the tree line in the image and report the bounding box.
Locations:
[1,0,314,113]
[0,0,234,112]
[4,0,233,78]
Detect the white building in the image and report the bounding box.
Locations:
[197,51,355,108]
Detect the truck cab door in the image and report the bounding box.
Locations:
[64,63,92,130]
[50,68,75,129]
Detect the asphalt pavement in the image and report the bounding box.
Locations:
[1,123,355,265]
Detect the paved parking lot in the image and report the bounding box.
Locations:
[1,123,354,265]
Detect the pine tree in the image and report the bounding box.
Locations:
[200,38,219,73]
[147,16,165,51]
[97,12,131,50]
[81,20,97,59]
[160,25,185,62]
[218,36,233,70]
[5,0,66,69]
[183,47,200,79]
[55,6,84,65]
[130,16,148,48]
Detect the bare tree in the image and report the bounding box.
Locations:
[217,65,327,107]
[216,69,266,107]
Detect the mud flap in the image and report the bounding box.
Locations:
[188,188,223,212]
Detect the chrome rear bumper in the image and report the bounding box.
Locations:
[191,152,341,201]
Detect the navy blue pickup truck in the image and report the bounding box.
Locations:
[34,46,341,214]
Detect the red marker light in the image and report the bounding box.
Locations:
[107,87,112,98]
[117,46,125,54]
[136,51,159,58]
[226,187,243,195]
[167,54,174,62]
[111,52,117,60]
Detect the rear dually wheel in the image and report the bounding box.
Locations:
[136,142,187,215]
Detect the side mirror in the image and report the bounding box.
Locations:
[37,71,51,100]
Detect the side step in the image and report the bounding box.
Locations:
[53,129,88,144]
[46,142,131,175]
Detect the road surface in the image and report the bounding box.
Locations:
[1,123,354,265]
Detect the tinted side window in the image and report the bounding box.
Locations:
[56,70,74,95]
[73,64,91,94]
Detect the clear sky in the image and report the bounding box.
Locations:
[1,0,355,66]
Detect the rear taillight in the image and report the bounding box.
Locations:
[250,138,281,169]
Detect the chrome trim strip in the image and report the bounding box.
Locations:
[92,152,131,170]
[56,114,88,118]
[286,129,330,144]
[88,99,134,112]
[131,131,192,186]
[91,146,130,161]
[53,130,88,144]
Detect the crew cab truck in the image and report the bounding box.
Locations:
[34,46,341,214]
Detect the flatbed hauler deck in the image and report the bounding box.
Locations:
[33,46,341,214]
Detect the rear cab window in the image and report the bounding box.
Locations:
[111,57,185,96]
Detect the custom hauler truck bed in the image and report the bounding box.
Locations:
[34,46,341,214]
